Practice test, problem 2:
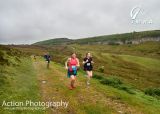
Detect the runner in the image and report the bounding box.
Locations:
[65,53,80,90]
[33,55,36,61]
[83,52,94,86]
[44,53,51,69]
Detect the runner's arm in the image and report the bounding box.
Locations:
[82,58,88,64]
[65,58,69,69]
[91,58,94,64]
[76,58,80,67]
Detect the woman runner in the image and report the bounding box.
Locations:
[83,52,94,86]
[65,53,80,90]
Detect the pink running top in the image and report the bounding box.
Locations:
[68,58,78,67]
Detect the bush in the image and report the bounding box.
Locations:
[108,42,121,45]
[0,51,10,66]
[98,76,135,94]
[118,85,135,94]
[98,66,104,73]
[93,74,104,80]
[100,76,123,87]
[144,88,160,97]
[93,74,135,94]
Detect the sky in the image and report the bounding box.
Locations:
[0,0,159,44]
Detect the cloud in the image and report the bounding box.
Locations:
[0,0,159,44]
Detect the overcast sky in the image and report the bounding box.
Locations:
[0,0,159,44]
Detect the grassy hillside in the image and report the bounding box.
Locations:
[2,32,160,113]
[71,41,160,59]
[33,38,72,45]
[75,30,160,44]
[70,42,160,90]
[32,30,160,45]
[0,43,160,114]
[8,45,48,55]
[0,45,43,114]
[9,41,160,90]
[32,57,160,114]
[10,41,160,88]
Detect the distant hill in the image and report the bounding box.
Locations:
[33,38,73,45]
[33,30,160,45]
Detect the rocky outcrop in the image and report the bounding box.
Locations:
[125,37,160,44]
[99,37,160,45]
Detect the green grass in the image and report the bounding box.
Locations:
[93,74,135,94]
[92,73,160,112]
[1,40,160,114]
[31,42,160,90]
[0,49,160,113]
[72,41,160,59]
[118,54,160,71]
[7,42,160,88]
[91,52,160,89]
[91,78,160,114]
[0,47,44,114]
[54,59,160,114]
[30,58,116,114]
[83,104,112,114]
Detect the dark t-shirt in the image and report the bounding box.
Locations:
[83,57,92,68]
[44,55,51,61]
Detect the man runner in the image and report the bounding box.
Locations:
[44,54,51,69]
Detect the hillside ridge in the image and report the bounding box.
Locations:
[33,30,160,45]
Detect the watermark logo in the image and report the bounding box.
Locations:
[130,6,153,24]
[1,100,69,111]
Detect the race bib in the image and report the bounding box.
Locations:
[72,66,77,71]
[87,63,91,66]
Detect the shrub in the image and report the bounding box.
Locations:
[0,51,10,66]
[92,74,136,94]
[118,85,135,94]
[98,66,104,73]
[144,88,160,97]
[99,76,135,94]
[100,76,123,87]
[93,74,104,80]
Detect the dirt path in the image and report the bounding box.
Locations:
[33,58,143,114]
